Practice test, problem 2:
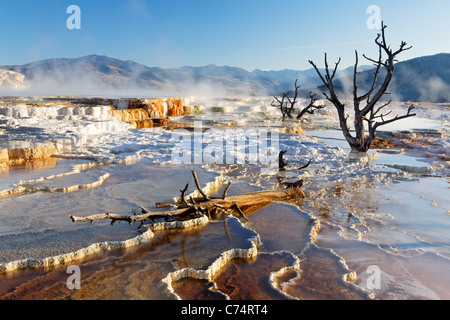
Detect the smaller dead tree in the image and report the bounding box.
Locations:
[308,22,416,152]
[271,91,290,121]
[272,79,325,121]
[286,79,301,118]
[296,92,325,120]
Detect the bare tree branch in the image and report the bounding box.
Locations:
[278,150,312,171]
[70,171,307,229]
[279,150,288,170]
[271,92,289,120]
[297,92,325,119]
[372,105,416,131]
[180,183,191,207]
[191,170,210,200]
[286,79,301,117]
[308,21,414,152]
[222,182,231,199]
[298,159,312,170]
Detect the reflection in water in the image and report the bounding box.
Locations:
[0,216,258,300]
[0,98,449,300]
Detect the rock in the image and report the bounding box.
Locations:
[128,118,170,129]
[144,99,166,118]
[112,109,150,122]
[0,144,58,171]
[129,119,153,129]
[0,162,8,172]
[153,118,170,126]
[0,144,57,164]
[166,98,189,116]
[0,69,29,89]
[111,98,187,128]
[280,124,304,135]
[7,144,57,161]
[0,149,8,161]
[119,97,191,117]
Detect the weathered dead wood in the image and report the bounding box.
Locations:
[279,150,288,170]
[286,79,301,118]
[70,171,306,230]
[272,80,325,121]
[309,22,415,152]
[278,150,312,171]
[296,92,326,120]
[271,92,289,121]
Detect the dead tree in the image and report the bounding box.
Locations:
[308,22,416,152]
[296,91,325,119]
[272,79,325,121]
[70,170,306,230]
[271,91,290,121]
[286,79,301,118]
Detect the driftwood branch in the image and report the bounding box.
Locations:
[191,170,210,200]
[278,151,312,171]
[279,150,288,170]
[70,171,306,230]
[222,182,232,199]
[180,183,190,207]
[298,159,312,170]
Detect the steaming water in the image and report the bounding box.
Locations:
[0,97,449,300]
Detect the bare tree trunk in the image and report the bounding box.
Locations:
[309,22,415,152]
[286,79,301,118]
[271,92,289,121]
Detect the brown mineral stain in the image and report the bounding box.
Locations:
[213,252,298,300]
[283,245,369,300]
[0,217,257,300]
[171,278,227,300]
[172,252,298,300]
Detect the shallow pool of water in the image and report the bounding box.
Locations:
[0,98,449,300]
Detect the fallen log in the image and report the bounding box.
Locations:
[70,170,306,230]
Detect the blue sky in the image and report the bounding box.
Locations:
[0,0,449,71]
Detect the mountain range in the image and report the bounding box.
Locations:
[1,53,449,102]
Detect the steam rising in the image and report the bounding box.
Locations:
[0,55,272,98]
[1,53,449,102]
[333,53,450,103]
